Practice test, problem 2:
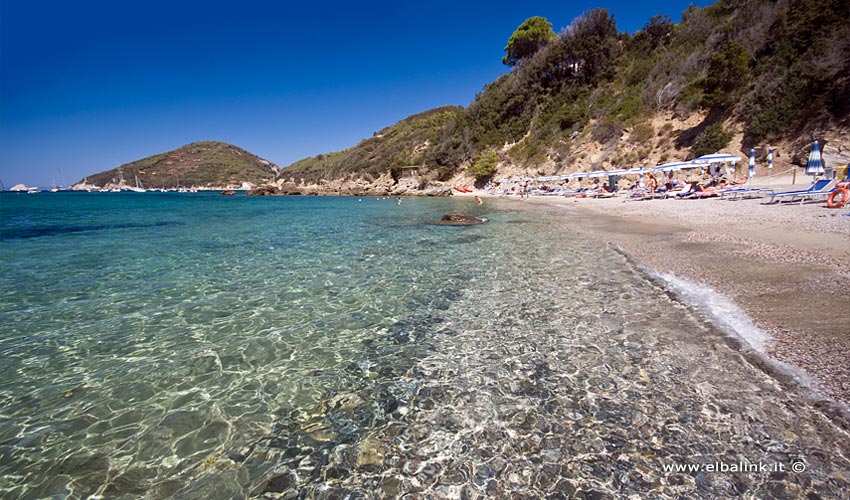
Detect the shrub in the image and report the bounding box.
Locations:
[690,123,732,158]
[591,120,624,143]
[630,122,655,143]
[469,150,499,179]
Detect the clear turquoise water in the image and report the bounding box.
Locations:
[1,192,848,499]
[0,193,493,497]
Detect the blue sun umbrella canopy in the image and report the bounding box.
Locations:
[748,149,756,178]
[768,148,773,170]
[804,141,824,175]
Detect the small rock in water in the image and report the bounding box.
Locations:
[425,214,488,226]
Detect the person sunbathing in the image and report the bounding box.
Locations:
[681,182,722,199]
[645,175,658,194]
[673,182,696,197]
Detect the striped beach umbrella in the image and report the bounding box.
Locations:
[748,149,756,178]
[767,148,773,170]
[804,141,824,176]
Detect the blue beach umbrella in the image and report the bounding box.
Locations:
[748,149,756,178]
[767,148,773,170]
[804,141,824,176]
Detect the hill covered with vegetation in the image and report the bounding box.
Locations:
[283,0,849,184]
[77,141,279,189]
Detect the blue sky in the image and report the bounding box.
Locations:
[0,0,706,187]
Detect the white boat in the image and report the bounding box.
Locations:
[127,175,146,193]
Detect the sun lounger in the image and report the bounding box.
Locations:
[719,186,775,200]
[561,189,586,198]
[627,190,666,201]
[766,179,833,204]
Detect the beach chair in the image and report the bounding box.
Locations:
[561,189,585,198]
[766,179,834,204]
[719,186,775,200]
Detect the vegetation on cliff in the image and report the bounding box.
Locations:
[284,0,849,183]
[78,141,279,189]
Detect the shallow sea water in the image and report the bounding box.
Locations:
[0,193,848,499]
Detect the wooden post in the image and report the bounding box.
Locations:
[792,167,796,185]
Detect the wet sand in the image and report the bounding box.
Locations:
[504,189,850,407]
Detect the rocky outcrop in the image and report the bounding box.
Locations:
[426,214,488,225]
[246,185,280,196]
[263,173,453,197]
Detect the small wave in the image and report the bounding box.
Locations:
[658,272,773,353]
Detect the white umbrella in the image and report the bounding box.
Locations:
[693,153,741,163]
[652,161,696,172]
[692,153,741,178]
[748,149,756,178]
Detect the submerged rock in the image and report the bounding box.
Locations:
[426,214,488,226]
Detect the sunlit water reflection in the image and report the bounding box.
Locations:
[0,193,847,499]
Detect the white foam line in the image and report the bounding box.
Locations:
[653,271,833,400]
[658,272,773,353]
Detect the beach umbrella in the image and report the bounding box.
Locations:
[804,140,824,176]
[652,161,694,172]
[748,149,756,178]
[692,153,741,177]
[767,148,773,179]
[692,153,741,163]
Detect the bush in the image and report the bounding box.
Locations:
[469,150,500,179]
[591,120,624,143]
[617,86,644,120]
[630,122,654,143]
[690,123,732,158]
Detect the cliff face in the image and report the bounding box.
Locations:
[74,141,279,190]
[277,0,850,189]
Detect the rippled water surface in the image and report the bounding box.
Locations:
[1,192,848,499]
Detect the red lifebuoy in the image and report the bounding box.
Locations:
[827,188,849,208]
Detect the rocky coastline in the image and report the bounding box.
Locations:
[248,174,454,197]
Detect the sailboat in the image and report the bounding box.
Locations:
[49,169,64,192]
[128,174,146,193]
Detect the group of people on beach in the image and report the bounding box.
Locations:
[489,170,751,200]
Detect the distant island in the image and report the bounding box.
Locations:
[72,141,279,191]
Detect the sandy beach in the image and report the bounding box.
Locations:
[464,179,850,408]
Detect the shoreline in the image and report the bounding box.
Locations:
[475,185,850,408]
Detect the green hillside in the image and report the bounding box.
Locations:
[78,141,279,189]
[283,0,850,182]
